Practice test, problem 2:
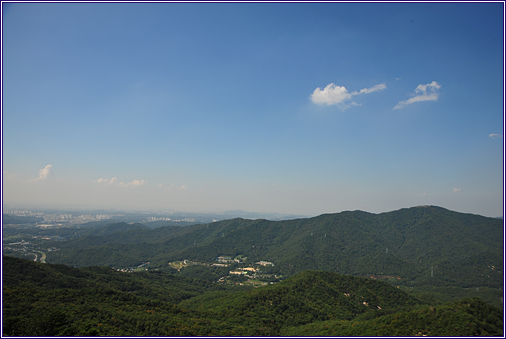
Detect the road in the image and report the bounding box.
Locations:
[34,251,46,263]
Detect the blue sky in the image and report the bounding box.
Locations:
[2,2,504,217]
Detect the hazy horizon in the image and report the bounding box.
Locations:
[2,201,502,221]
[2,2,504,218]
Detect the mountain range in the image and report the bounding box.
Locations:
[46,205,503,289]
[3,205,504,336]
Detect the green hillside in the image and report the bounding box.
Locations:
[46,206,503,289]
[180,270,423,333]
[2,256,250,336]
[281,298,503,336]
[3,256,502,336]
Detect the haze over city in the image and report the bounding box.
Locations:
[2,2,504,217]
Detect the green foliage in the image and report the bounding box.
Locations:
[43,206,502,291]
[2,256,252,336]
[5,206,504,336]
[401,284,504,309]
[3,256,503,336]
[179,270,426,335]
[172,265,222,282]
[281,298,503,336]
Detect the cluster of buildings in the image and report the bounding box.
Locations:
[3,210,44,216]
[146,217,172,222]
[43,214,73,222]
[215,256,274,266]
[229,267,259,275]
[3,240,32,255]
[216,256,239,263]
[76,214,111,221]
[214,256,276,280]
[116,262,150,273]
[4,210,110,222]
[39,213,112,224]
[146,216,196,223]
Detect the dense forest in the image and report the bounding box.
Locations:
[3,256,503,336]
[43,206,503,289]
[3,205,503,335]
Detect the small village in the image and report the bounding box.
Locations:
[168,255,283,287]
[3,236,64,264]
[4,235,283,287]
[114,256,283,287]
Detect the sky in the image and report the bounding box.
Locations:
[2,2,504,217]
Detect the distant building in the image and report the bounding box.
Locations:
[216,256,233,262]
[256,261,274,266]
[230,270,247,275]
[240,267,258,272]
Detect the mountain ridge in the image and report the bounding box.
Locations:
[41,205,503,289]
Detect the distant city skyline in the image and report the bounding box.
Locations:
[2,2,504,218]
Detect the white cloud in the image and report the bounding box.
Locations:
[352,83,387,95]
[415,81,441,93]
[394,81,441,109]
[35,165,54,181]
[453,188,461,193]
[178,184,187,190]
[310,83,386,110]
[489,133,503,139]
[310,83,352,106]
[94,177,118,184]
[94,177,146,187]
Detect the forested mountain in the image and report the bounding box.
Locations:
[3,256,503,336]
[46,206,503,289]
[281,298,503,336]
[179,270,422,328]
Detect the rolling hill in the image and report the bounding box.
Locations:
[46,205,503,289]
[3,256,502,336]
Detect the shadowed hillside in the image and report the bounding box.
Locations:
[3,256,502,336]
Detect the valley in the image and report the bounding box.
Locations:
[2,205,504,336]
